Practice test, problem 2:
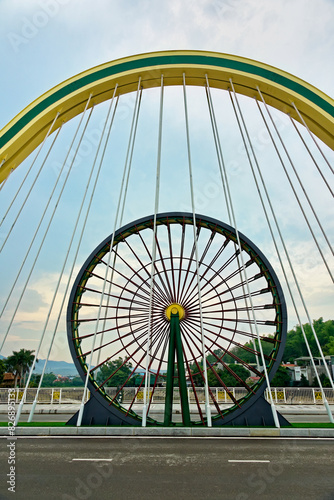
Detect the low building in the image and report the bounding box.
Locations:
[293,356,333,385]
[0,372,20,388]
[281,363,308,383]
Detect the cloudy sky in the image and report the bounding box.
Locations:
[1,0,334,124]
[0,0,333,362]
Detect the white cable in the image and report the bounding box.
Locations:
[119,85,143,224]
[205,76,261,373]
[288,115,333,197]
[254,93,334,389]
[183,73,212,427]
[0,113,59,233]
[142,75,164,426]
[0,126,63,318]
[77,80,142,426]
[257,88,334,278]
[228,79,280,427]
[14,102,95,425]
[291,101,334,175]
[96,85,143,367]
[0,95,93,355]
[26,88,119,423]
[249,95,334,422]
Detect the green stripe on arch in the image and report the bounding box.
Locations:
[1,51,334,181]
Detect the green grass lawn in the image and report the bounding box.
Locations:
[1,422,333,428]
[290,422,334,428]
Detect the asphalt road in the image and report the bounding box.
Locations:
[0,437,333,500]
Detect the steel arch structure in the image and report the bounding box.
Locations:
[1,50,334,181]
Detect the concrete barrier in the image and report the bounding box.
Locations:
[1,426,333,437]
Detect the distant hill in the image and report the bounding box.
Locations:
[34,359,79,377]
[0,354,79,377]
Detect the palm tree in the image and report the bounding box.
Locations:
[0,359,6,384]
[5,349,36,388]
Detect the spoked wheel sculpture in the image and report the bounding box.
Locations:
[67,213,288,427]
[0,51,332,428]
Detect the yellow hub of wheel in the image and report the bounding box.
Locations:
[165,303,185,321]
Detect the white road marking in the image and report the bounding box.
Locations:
[3,436,334,441]
[72,458,113,461]
[228,459,270,463]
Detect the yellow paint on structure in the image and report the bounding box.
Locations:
[0,50,333,182]
[165,303,185,321]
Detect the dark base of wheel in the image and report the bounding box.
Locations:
[211,396,290,427]
[66,397,142,427]
[66,395,291,427]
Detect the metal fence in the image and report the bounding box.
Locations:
[0,387,333,405]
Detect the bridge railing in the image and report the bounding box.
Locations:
[0,387,333,405]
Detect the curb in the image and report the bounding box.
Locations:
[1,427,333,437]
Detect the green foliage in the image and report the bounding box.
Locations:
[207,318,334,369]
[298,374,309,387]
[0,359,6,384]
[5,349,36,387]
[131,372,156,387]
[217,370,235,387]
[214,364,250,387]
[212,338,275,366]
[283,318,334,362]
[29,372,84,387]
[97,357,133,387]
[189,363,205,387]
[41,373,57,386]
[29,374,41,388]
[69,376,84,387]
[52,376,84,387]
[311,373,331,388]
[191,362,250,387]
[270,366,291,387]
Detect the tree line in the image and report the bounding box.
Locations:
[1,318,332,388]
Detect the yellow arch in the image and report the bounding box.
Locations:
[1,50,334,183]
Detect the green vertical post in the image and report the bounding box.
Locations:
[164,318,176,426]
[164,309,191,426]
[172,312,191,426]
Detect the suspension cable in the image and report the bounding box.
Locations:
[230,82,334,421]
[205,76,261,373]
[228,79,281,427]
[0,113,60,233]
[257,88,334,270]
[96,85,143,367]
[76,79,142,426]
[291,101,334,175]
[0,126,63,319]
[142,75,164,426]
[289,116,333,197]
[24,87,119,423]
[183,73,212,427]
[15,116,103,424]
[119,87,143,224]
[255,94,333,283]
[93,87,143,367]
[0,95,93,354]
[247,95,334,421]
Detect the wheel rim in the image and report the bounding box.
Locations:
[67,212,287,425]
